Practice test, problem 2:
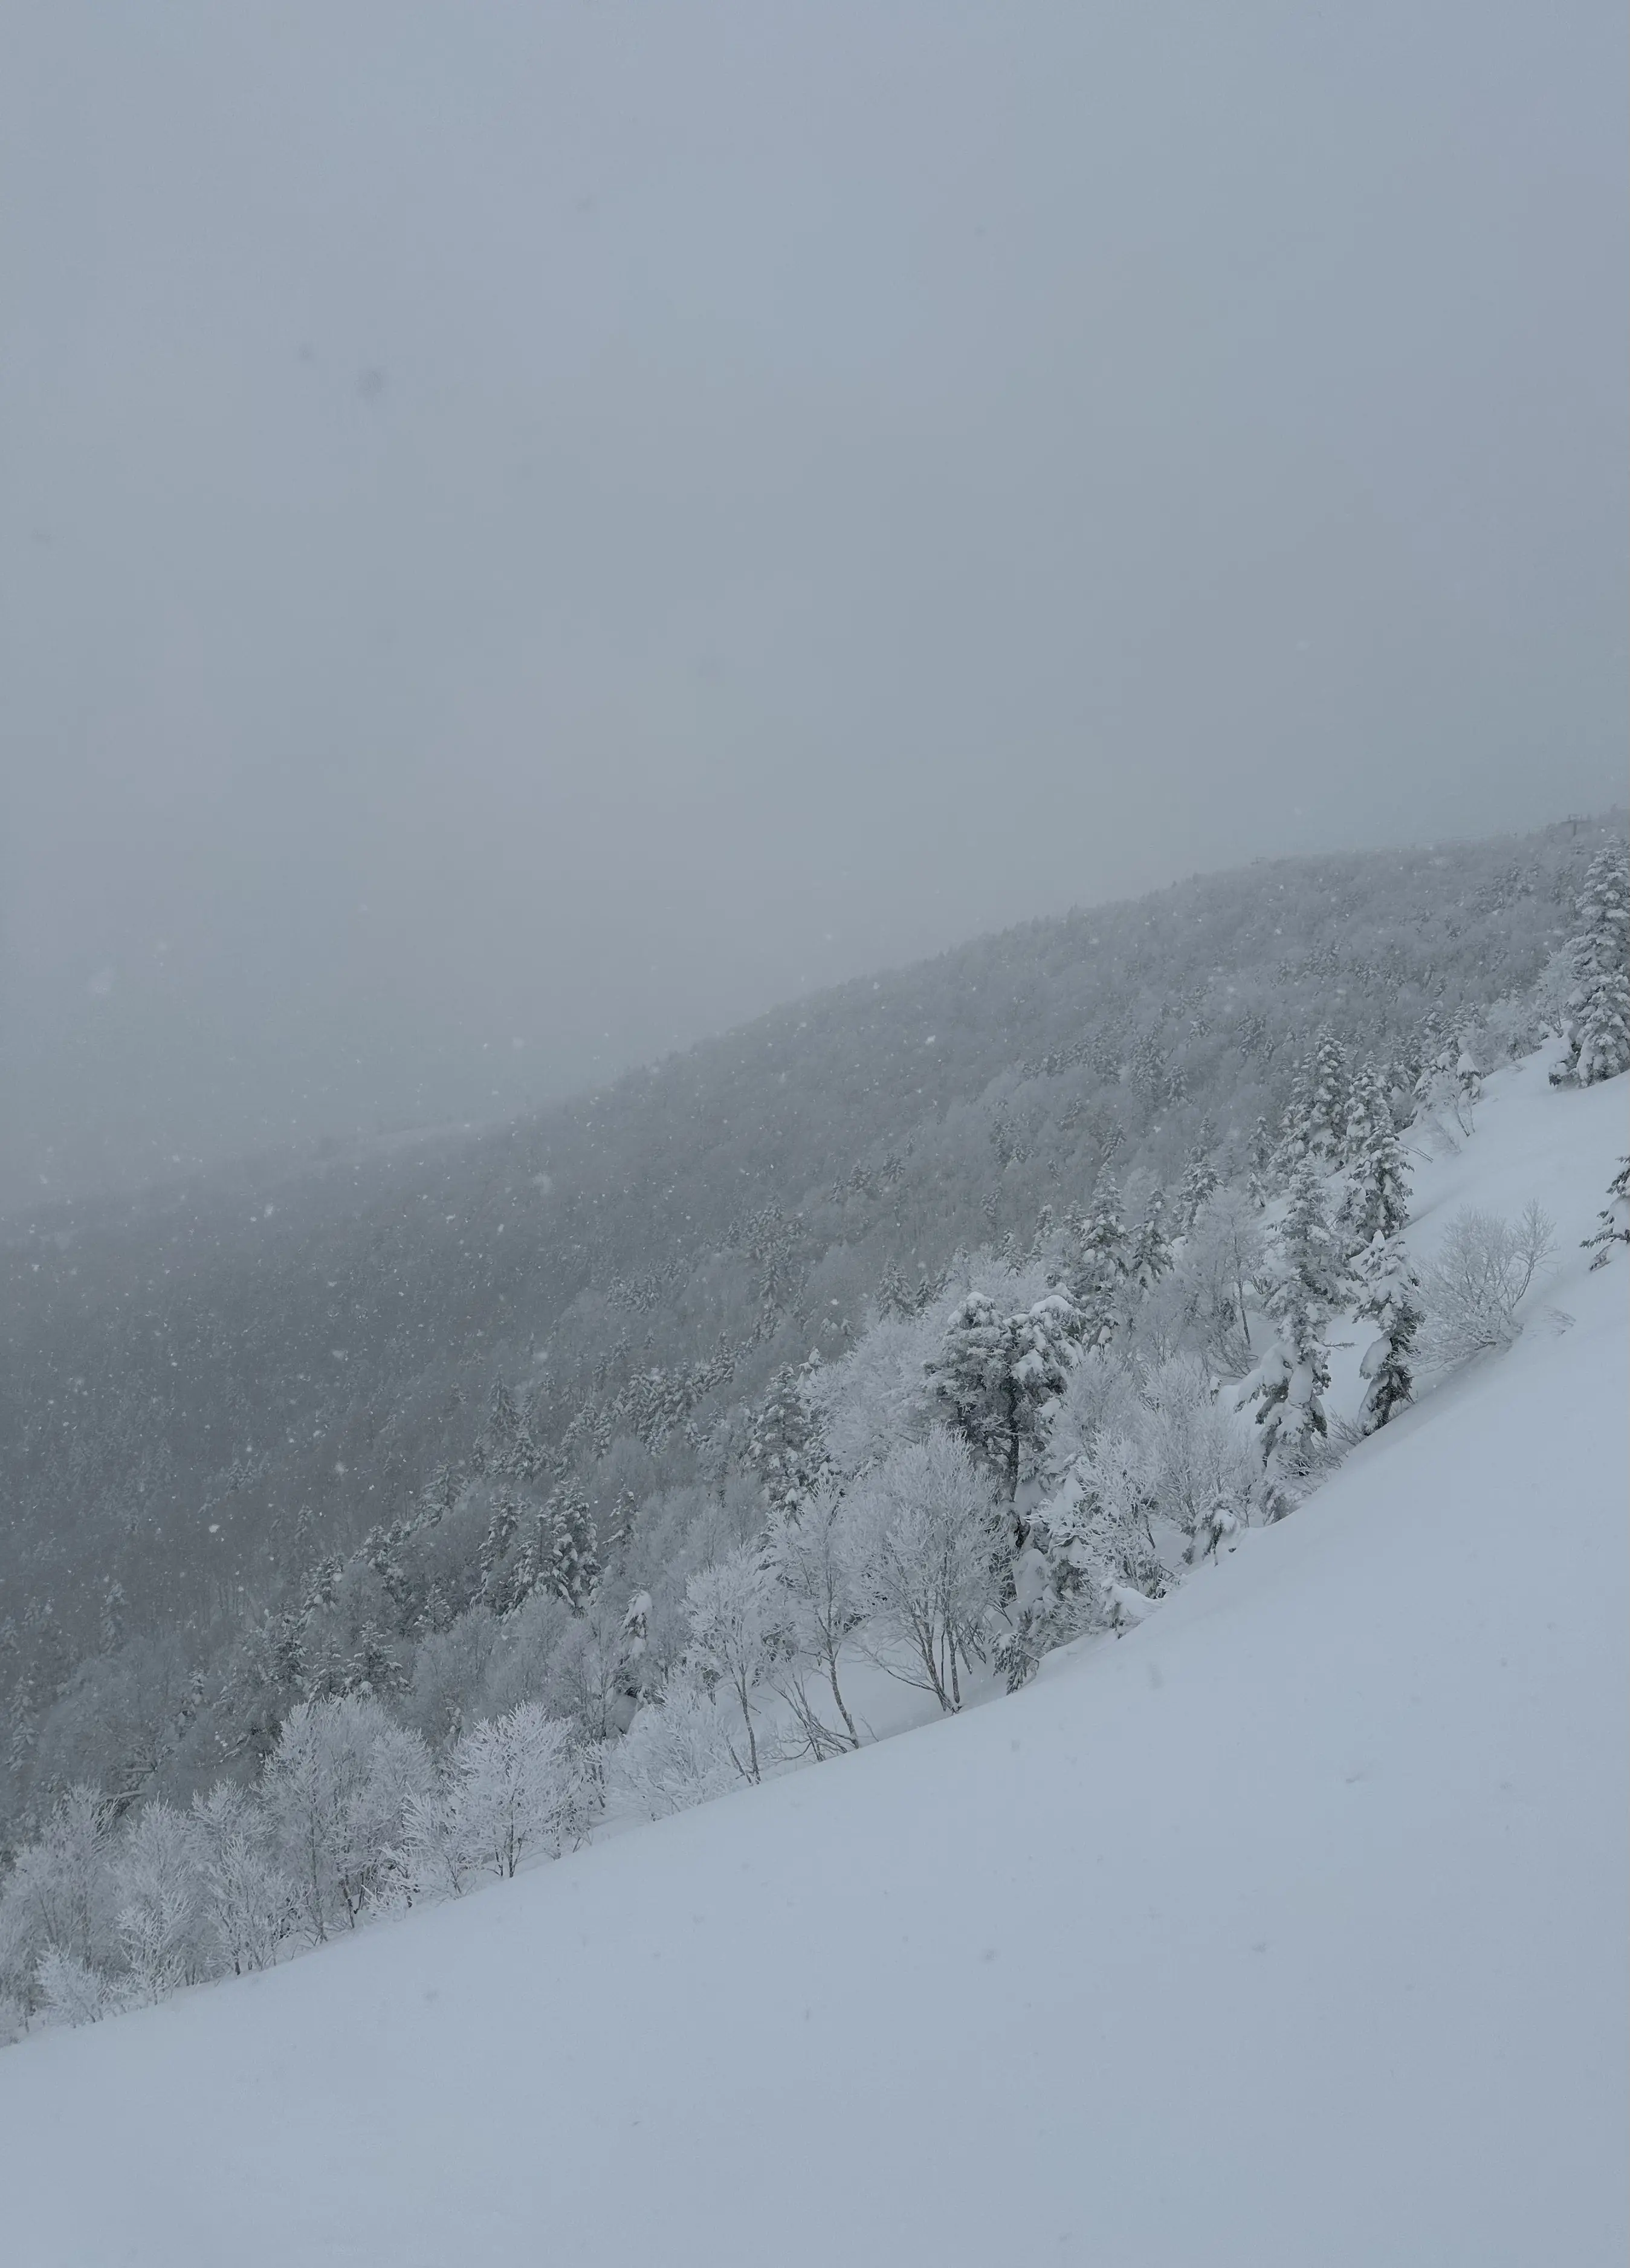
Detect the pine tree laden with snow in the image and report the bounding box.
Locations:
[1337,1066,1412,1254]
[1549,844,1630,1088]
[1177,1150,1219,1234]
[544,1481,600,1609]
[1354,1231,1423,1433]
[1127,1187,1174,1292]
[747,1362,828,1520]
[1583,1156,1630,1269]
[925,1290,1082,1513]
[1241,1157,1348,1493]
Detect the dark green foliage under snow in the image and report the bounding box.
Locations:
[0,816,1622,1853]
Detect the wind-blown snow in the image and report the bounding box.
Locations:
[2,1061,1625,2267]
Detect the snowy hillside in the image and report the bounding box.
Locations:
[1,1057,1623,2264]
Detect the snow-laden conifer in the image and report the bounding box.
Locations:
[1549,844,1630,1088]
[925,1290,1082,1512]
[1240,1158,1348,1492]
[1354,1231,1423,1433]
[1583,1156,1630,1269]
[1337,1066,1412,1253]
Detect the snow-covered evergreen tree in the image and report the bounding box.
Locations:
[1337,1066,1411,1253]
[1176,1150,1219,1234]
[544,1482,599,1609]
[1305,1029,1351,1161]
[1241,1158,1347,1492]
[746,1363,827,1519]
[477,1491,523,1614]
[1550,844,1630,1088]
[1354,1231,1423,1433]
[1062,1178,1128,1352]
[1127,1187,1173,1292]
[925,1291,1082,1511]
[1583,1156,1630,1269]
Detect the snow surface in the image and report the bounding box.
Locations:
[2,1060,1625,2267]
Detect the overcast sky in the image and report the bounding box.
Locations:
[2,1,1625,1209]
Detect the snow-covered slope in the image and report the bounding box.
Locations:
[2,1063,1625,2268]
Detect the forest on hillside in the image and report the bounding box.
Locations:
[0,819,1623,1910]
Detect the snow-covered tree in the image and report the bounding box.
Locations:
[1419,1204,1555,1367]
[1241,1158,1348,1492]
[925,1291,1082,1512]
[1550,844,1630,1088]
[1127,1188,1174,1292]
[35,1947,124,2028]
[766,1485,862,1754]
[1305,1029,1351,1161]
[1140,1353,1261,1555]
[838,1431,1005,1712]
[609,1677,745,1819]
[112,1802,205,2004]
[1583,1156,1630,1269]
[259,1697,433,1942]
[444,1703,590,1880]
[1183,1186,1265,1358]
[0,1784,119,2018]
[544,1480,600,1608]
[1337,1066,1412,1252]
[477,1489,524,1615]
[190,1783,294,1975]
[1176,1149,1219,1234]
[1354,1231,1423,1433]
[684,1547,782,1783]
[1067,1178,1129,1351]
[746,1363,828,1520]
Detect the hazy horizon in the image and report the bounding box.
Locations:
[5,2,1626,1210]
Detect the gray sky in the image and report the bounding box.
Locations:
[3,1,1625,1209]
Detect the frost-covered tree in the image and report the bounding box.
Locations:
[1004,1419,1176,1685]
[190,1783,294,1975]
[112,1802,205,2003]
[838,1431,1004,1712]
[609,1677,745,1819]
[684,1547,783,1783]
[766,1486,862,1754]
[1584,1156,1630,1269]
[1337,1067,1411,1253]
[259,1697,433,1942]
[1550,844,1630,1088]
[1183,1186,1265,1358]
[0,1784,118,2018]
[35,1947,124,2028]
[1354,1231,1423,1433]
[1419,1204,1556,1367]
[1242,1158,1348,1491]
[439,1703,589,1881]
[925,1291,1082,1512]
[1140,1353,1261,1554]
